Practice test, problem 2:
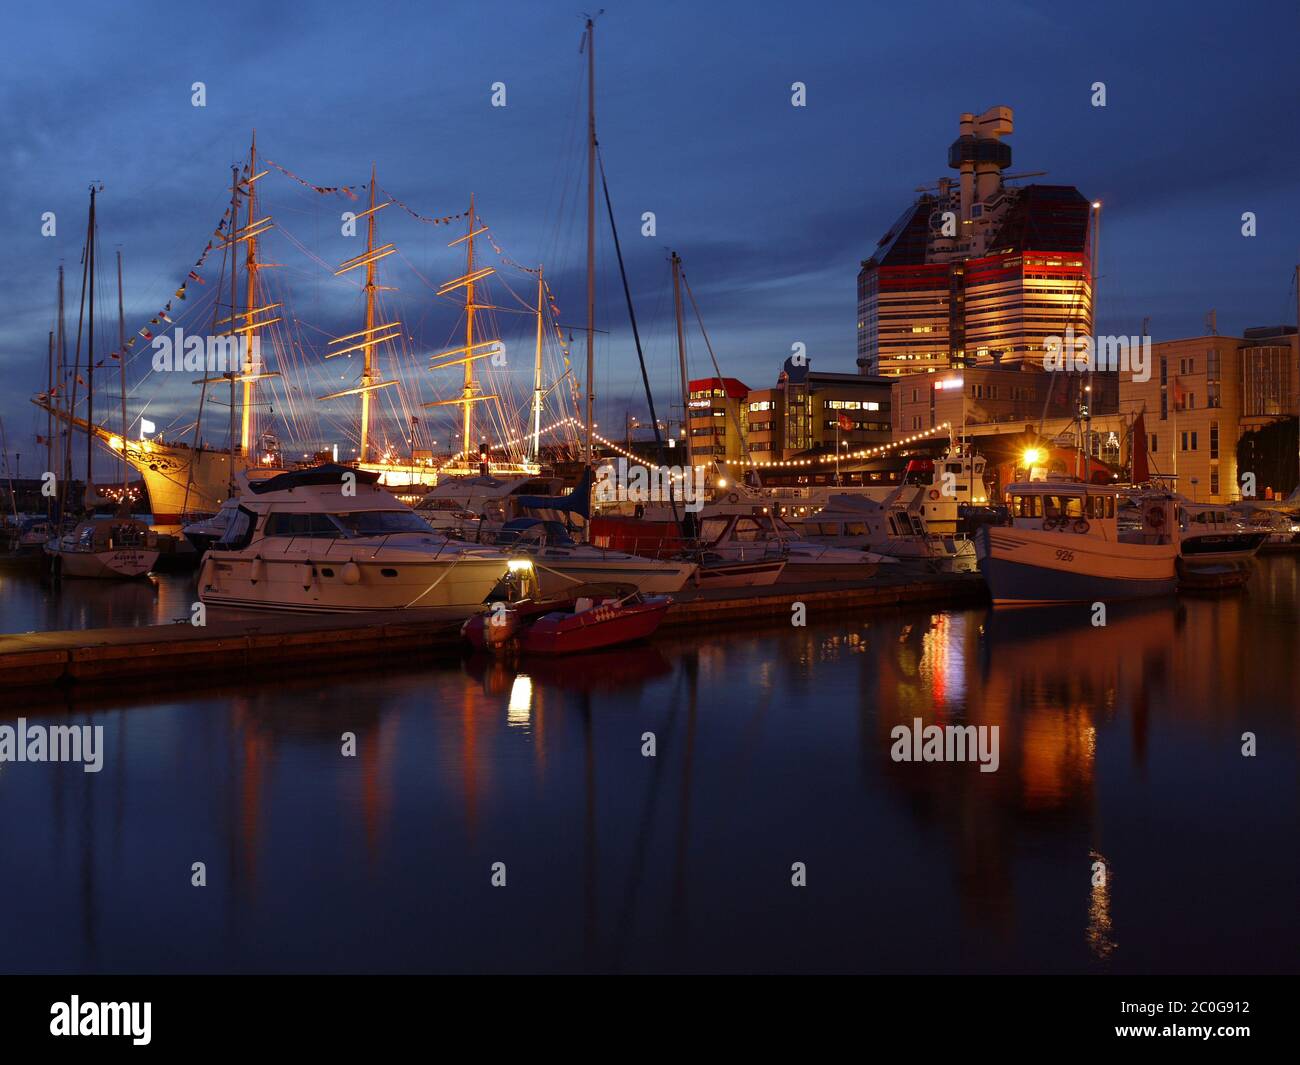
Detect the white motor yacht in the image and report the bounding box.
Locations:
[197,465,514,613]
[1174,501,1267,587]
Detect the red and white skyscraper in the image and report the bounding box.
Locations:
[857,106,1094,378]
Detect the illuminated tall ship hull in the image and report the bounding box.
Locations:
[35,404,242,522]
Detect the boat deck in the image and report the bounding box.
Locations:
[0,572,985,697]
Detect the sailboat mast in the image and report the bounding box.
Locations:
[463,194,477,459]
[240,133,259,456]
[227,165,239,474]
[531,267,545,464]
[360,163,378,464]
[46,328,53,517]
[116,250,128,502]
[86,184,96,489]
[584,16,596,464]
[671,251,691,469]
[57,264,68,520]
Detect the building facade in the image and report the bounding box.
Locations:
[856,107,1094,378]
[687,377,749,464]
[1119,328,1299,502]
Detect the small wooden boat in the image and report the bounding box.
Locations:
[462,583,672,655]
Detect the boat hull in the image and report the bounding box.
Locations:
[695,558,787,588]
[777,560,880,583]
[977,526,1178,605]
[462,594,673,655]
[527,556,696,596]
[54,548,160,579]
[198,554,509,613]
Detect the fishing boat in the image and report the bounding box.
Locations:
[976,480,1179,605]
[799,491,978,573]
[46,516,160,579]
[1174,502,1267,589]
[490,517,697,596]
[197,464,514,613]
[461,583,672,655]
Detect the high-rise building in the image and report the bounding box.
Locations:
[857,106,1094,378]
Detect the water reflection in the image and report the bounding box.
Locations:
[0,559,1296,972]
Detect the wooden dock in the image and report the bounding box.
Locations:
[0,573,984,693]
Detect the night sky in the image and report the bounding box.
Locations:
[2,0,1298,470]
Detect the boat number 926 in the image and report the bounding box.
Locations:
[1054,548,1075,562]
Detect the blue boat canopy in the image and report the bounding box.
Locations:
[515,467,593,519]
[248,463,381,494]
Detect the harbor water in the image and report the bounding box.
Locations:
[0,557,1297,973]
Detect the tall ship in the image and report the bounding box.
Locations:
[34,136,584,523]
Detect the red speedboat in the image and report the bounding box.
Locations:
[461,583,673,656]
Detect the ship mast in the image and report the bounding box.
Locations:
[531,267,545,464]
[671,251,691,469]
[45,327,53,519]
[228,133,281,461]
[240,134,259,456]
[584,16,597,465]
[426,199,500,465]
[86,184,97,489]
[56,264,67,521]
[322,163,399,464]
[116,250,128,503]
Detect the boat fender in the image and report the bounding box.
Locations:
[727,492,740,504]
[342,561,362,585]
[250,555,265,582]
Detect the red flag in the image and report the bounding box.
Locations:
[837,413,854,432]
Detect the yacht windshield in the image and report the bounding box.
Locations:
[331,511,434,537]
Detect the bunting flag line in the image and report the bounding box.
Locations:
[378,184,470,226]
[265,159,364,199]
[484,226,542,276]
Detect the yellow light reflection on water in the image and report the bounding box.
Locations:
[507,674,533,727]
[1088,849,1118,960]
